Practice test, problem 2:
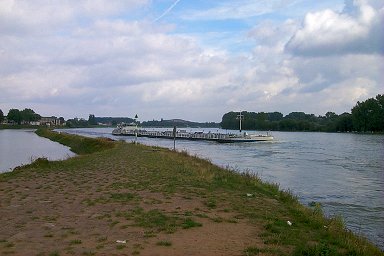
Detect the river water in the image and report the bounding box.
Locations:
[1,128,383,249]
[0,129,75,173]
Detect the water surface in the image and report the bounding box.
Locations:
[0,129,75,173]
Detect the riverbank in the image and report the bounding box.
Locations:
[0,130,382,255]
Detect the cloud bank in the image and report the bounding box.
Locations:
[0,0,382,121]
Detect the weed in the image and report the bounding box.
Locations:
[144,231,157,238]
[134,209,177,233]
[3,242,15,248]
[243,246,261,256]
[195,213,209,218]
[110,192,136,202]
[156,240,172,246]
[49,251,60,256]
[116,244,125,250]
[96,236,107,243]
[95,244,104,250]
[182,218,202,229]
[204,199,217,209]
[82,251,95,255]
[293,242,337,256]
[212,217,224,223]
[69,239,82,245]
[109,220,119,227]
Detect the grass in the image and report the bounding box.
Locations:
[69,239,82,245]
[181,218,202,229]
[110,192,137,202]
[116,244,125,250]
[134,208,178,233]
[35,128,115,154]
[156,240,172,246]
[0,130,382,255]
[49,251,60,256]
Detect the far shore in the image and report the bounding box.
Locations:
[1,124,383,135]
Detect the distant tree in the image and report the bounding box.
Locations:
[375,94,384,130]
[325,112,337,119]
[253,112,268,130]
[336,113,353,132]
[0,109,4,123]
[322,112,339,132]
[88,114,97,125]
[285,112,311,120]
[351,94,383,132]
[20,108,40,122]
[267,112,283,122]
[66,117,89,128]
[279,119,297,131]
[221,112,239,129]
[7,109,22,124]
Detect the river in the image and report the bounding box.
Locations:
[60,127,384,249]
[0,129,75,173]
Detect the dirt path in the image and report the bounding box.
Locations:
[0,144,268,256]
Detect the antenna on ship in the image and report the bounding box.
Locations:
[237,111,244,133]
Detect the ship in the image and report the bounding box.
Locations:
[112,113,273,143]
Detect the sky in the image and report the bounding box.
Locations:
[0,0,383,122]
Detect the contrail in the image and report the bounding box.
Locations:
[154,0,181,22]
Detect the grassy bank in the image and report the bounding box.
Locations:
[35,128,115,154]
[0,131,382,255]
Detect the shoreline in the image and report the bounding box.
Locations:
[2,125,383,135]
[0,129,382,255]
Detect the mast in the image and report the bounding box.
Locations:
[237,111,243,133]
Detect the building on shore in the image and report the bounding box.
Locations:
[40,116,63,126]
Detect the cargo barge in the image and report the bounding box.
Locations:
[112,123,273,143]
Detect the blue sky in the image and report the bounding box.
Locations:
[0,0,383,122]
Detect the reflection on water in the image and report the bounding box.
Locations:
[61,127,384,249]
[0,129,75,173]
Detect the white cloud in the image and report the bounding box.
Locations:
[285,0,384,56]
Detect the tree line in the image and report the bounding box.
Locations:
[0,108,41,125]
[2,94,382,132]
[221,94,383,132]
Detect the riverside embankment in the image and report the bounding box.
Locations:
[0,129,382,255]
